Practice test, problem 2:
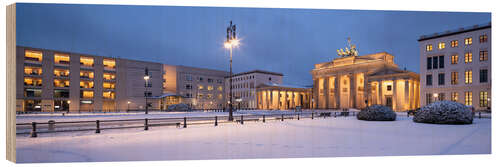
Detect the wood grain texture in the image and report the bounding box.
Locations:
[6,3,17,163]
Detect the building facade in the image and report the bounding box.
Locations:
[225,70,283,109]
[311,52,420,111]
[418,23,491,110]
[162,65,229,109]
[256,83,313,110]
[17,46,163,112]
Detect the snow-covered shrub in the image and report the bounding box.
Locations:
[357,105,396,121]
[413,100,473,124]
[167,103,191,111]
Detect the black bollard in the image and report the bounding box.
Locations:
[183,117,187,128]
[240,115,244,125]
[30,122,37,138]
[95,120,101,133]
[312,113,314,120]
[263,115,266,123]
[144,118,149,130]
[281,114,284,121]
[297,113,300,120]
[215,116,218,126]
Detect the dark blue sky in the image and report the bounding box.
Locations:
[17,3,490,86]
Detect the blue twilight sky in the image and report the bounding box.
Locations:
[16,3,491,86]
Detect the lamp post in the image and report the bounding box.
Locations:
[144,67,150,115]
[127,101,131,112]
[433,93,438,103]
[224,21,239,121]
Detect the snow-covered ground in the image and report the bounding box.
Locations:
[16,115,491,163]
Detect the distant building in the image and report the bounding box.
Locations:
[162,65,229,110]
[17,46,163,112]
[418,23,491,110]
[311,52,420,111]
[225,70,283,109]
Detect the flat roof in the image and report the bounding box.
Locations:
[418,22,491,41]
[225,70,284,78]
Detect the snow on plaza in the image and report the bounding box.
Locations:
[16,110,491,163]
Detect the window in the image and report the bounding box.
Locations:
[426,93,433,105]
[199,77,203,82]
[439,56,444,68]
[451,55,458,64]
[80,81,94,88]
[451,40,458,47]
[451,92,458,102]
[54,89,69,98]
[103,82,115,89]
[451,72,458,85]
[80,71,94,79]
[103,59,116,69]
[80,56,94,67]
[480,50,488,61]
[198,85,204,90]
[144,91,152,97]
[479,35,488,43]
[207,78,213,83]
[438,42,445,50]
[480,91,488,107]
[198,93,203,99]
[427,57,432,70]
[207,94,213,99]
[103,91,115,99]
[480,69,488,83]
[185,75,192,81]
[80,90,94,98]
[103,73,116,80]
[24,100,42,111]
[54,69,69,77]
[185,84,192,90]
[54,79,70,87]
[438,73,445,85]
[426,75,432,86]
[54,53,70,65]
[217,79,223,84]
[433,57,438,69]
[464,91,472,106]
[185,93,193,98]
[24,77,42,87]
[218,94,223,99]
[387,85,392,91]
[464,52,472,63]
[426,44,433,51]
[465,37,472,45]
[217,86,223,91]
[438,93,445,101]
[207,85,214,91]
[25,50,42,62]
[24,88,42,97]
[24,66,42,76]
[465,70,472,84]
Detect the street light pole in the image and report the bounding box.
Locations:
[144,67,150,115]
[225,21,238,121]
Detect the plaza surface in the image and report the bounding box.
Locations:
[16,113,491,163]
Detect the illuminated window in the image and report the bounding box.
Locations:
[80,71,94,79]
[80,56,94,67]
[103,73,116,80]
[464,52,472,63]
[80,90,94,98]
[450,40,458,47]
[438,93,445,101]
[451,55,458,64]
[198,85,204,90]
[207,94,213,99]
[464,37,472,45]
[207,85,214,91]
[218,94,223,99]
[24,66,42,75]
[24,77,42,86]
[103,91,115,99]
[198,93,203,99]
[438,42,445,50]
[465,70,472,84]
[480,91,488,107]
[480,50,488,61]
[103,82,115,89]
[54,53,70,65]
[451,72,458,85]
[479,35,488,43]
[451,92,458,102]
[425,44,433,51]
[80,81,94,88]
[54,69,70,77]
[218,86,223,91]
[25,50,42,62]
[103,58,116,69]
[54,79,70,87]
[464,91,472,106]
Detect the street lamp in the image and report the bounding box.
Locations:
[144,67,150,114]
[225,20,239,121]
[127,101,131,112]
[433,93,438,102]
